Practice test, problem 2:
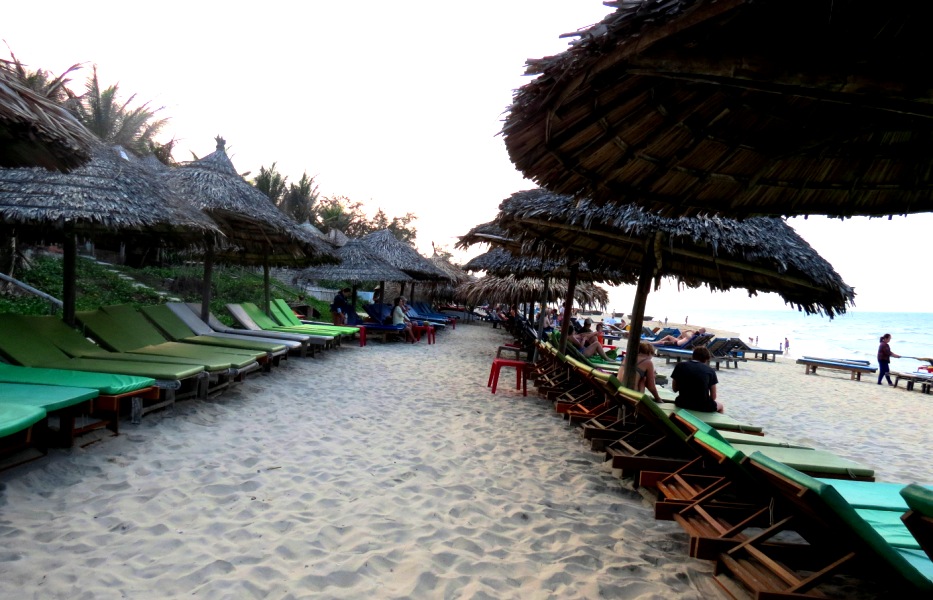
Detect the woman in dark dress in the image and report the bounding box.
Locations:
[877,333,901,386]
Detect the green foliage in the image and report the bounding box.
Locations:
[252,163,288,205]
[314,196,417,243]
[3,49,83,103]
[278,172,319,224]
[71,66,168,157]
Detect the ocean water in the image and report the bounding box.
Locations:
[634,310,933,376]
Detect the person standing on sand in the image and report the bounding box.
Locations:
[331,287,351,325]
[877,333,901,386]
[671,347,724,413]
[784,337,790,355]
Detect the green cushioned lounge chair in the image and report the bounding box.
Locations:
[270,299,360,336]
[902,484,933,564]
[249,302,355,342]
[228,303,334,345]
[732,443,875,481]
[79,307,261,374]
[717,452,933,595]
[0,382,104,447]
[0,362,163,426]
[140,304,288,369]
[167,303,309,356]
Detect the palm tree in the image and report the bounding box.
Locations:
[278,172,319,224]
[2,49,82,104]
[71,65,168,156]
[252,163,288,205]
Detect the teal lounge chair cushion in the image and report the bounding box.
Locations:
[675,410,807,448]
[902,483,933,517]
[0,403,46,437]
[0,362,155,396]
[735,444,874,478]
[819,480,933,512]
[0,382,98,412]
[661,405,764,433]
[856,508,920,550]
[748,452,931,590]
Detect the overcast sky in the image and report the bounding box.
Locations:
[5,1,931,314]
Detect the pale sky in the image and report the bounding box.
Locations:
[5,1,931,314]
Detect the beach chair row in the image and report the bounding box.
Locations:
[0,301,367,468]
[526,342,933,597]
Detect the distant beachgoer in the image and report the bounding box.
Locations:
[671,347,723,413]
[755,336,758,346]
[619,342,662,402]
[664,317,668,326]
[784,337,790,354]
[685,316,689,326]
[331,287,351,325]
[877,333,902,386]
[779,342,783,352]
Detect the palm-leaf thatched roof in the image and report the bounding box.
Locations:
[358,229,450,280]
[0,145,220,246]
[296,239,412,284]
[456,275,608,309]
[457,221,519,251]
[496,188,854,316]
[461,247,634,287]
[503,0,933,218]
[163,137,337,266]
[0,66,95,172]
[429,252,472,286]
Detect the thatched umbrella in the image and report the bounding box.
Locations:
[0,66,95,172]
[503,0,933,218]
[456,275,608,310]
[161,137,337,319]
[0,145,221,324]
[295,238,412,307]
[496,189,855,387]
[358,229,450,302]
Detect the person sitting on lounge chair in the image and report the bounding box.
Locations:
[651,328,706,347]
[392,296,418,343]
[671,346,724,413]
[570,318,613,361]
[618,341,662,402]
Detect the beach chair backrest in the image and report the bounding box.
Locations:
[225,303,263,331]
[140,304,195,341]
[748,451,932,591]
[630,392,689,442]
[167,303,214,336]
[672,410,728,443]
[0,314,75,365]
[239,303,285,330]
[99,304,174,347]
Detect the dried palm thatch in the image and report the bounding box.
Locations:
[163,137,337,267]
[461,247,633,286]
[295,239,412,285]
[0,145,220,246]
[497,189,854,317]
[456,275,608,309]
[0,66,95,171]
[429,252,472,286]
[358,229,450,281]
[503,0,933,218]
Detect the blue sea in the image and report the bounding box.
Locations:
[641,310,933,375]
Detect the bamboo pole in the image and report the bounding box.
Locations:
[62,227,76,326]
[622,233,661,390]
[557,263,579,354]
[200,241,214,323]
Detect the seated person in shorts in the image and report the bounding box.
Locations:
[570,318,613,361]
[671,346,724,413]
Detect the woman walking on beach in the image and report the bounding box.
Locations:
[877,333,901,386]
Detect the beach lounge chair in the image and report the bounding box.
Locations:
[268,300,362,343]
[229,303,338,348]
[166,302,310,357]
[140,304,288,370]
[728,338,782,362]
[712,452,932,596]
[0,362,161,427]
[0,382,102,448]
[796,357,878,381]
[79,306,264,377]
[901,484,933,563]
[411,301,456,328]
[0,313,207,403]
[0,401,47,469]
[193,303,323,356]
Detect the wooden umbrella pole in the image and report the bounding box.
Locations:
[263,255,271,315]
[533,275,550,363]
[557,263,579,354]
[622,235,660,390]
[200,241,214,323]
[62,227,77,327]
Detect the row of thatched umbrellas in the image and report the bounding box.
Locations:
[457,0,933,388]
[0,134,464,326]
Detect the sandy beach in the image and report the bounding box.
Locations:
[0,320,929,598]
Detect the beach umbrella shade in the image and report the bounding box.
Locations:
[495,188,855,387]
[160,137,338,318]
[502,0,933,218]
[358,229,450,302]
[456,275,608,311]
[0,66,96,172]
[0,145,222,324]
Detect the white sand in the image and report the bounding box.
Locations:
[0,323,713,599]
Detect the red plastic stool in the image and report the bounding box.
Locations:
[412,323,435,344]
[487,358,528,396]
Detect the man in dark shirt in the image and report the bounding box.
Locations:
[330,287,352,325]
[671,347,724,413]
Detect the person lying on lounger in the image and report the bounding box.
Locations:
[651,328,706,347]
[570,318,613,361]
